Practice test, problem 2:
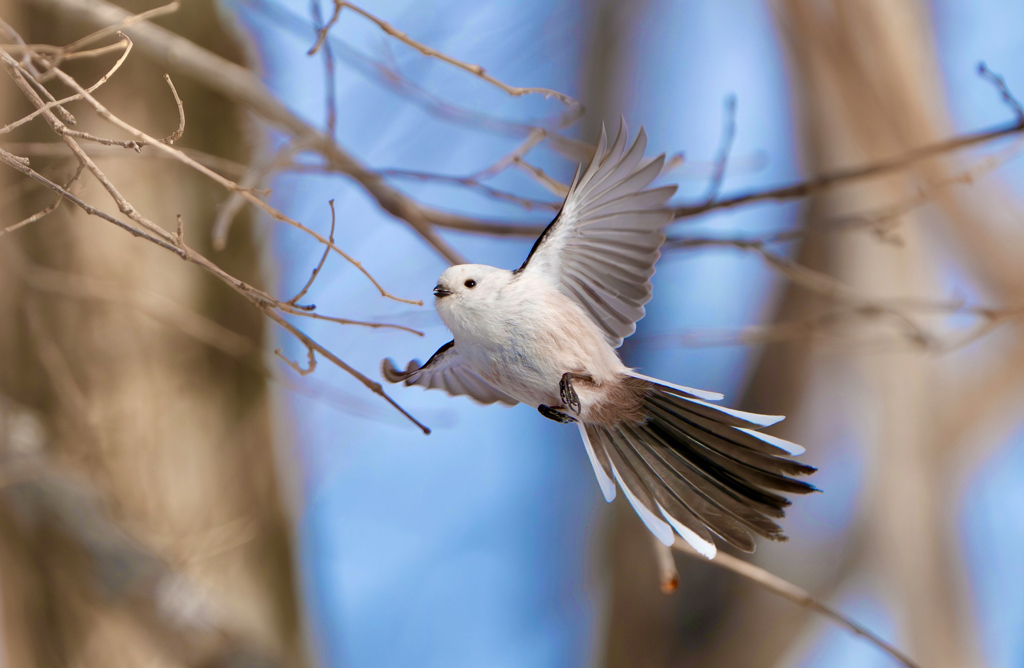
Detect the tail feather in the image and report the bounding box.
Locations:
[647,411,794,511]
[584,375,819,555]
[578,422,616,502]
[600,428,676,546]
[606,426,721,556]
[635,420,789,535]
[646,400,818,496]
[619,423,755,553]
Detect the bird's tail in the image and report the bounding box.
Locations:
[579,372,817,558]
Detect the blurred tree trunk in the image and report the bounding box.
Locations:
[771,2,979,666]
[0,2,306,666]
[598,1,1020,667]
[723,1,1008,666]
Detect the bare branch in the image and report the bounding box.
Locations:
[380,167,560,212]
[25,0,474,262]
[60,0,180,59]
[311,1,337,137]
[2,45,173,241]
[0,147,185,256]
[275,345,317,376]
[702,94,736,204]
[160,73,185,143]
[262,308,431,434]
[34,52,425,305]
[308,1,580,108]
[672,117,1024,219]
[513,156,570,197]
[0,141,250,178]
[0,36,132,136]
[0,147,428,429]
[673,539,922,668]
[977,62,1023,121]
[0,162,84,238]
[211,136,313,250]
[287,198,336,307]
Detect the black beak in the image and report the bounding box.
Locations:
[433,284,452,298]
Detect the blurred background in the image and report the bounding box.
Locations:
[1,0,1023,667]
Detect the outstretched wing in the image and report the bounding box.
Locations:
[516,119,677,348]
[381,341,518,406]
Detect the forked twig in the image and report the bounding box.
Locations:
[287,199,336,308]
[0,162,84,238]
[978,62,1024,121]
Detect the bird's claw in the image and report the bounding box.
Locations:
[559,372,586,415]
[539,404,577,424]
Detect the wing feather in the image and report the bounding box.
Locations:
[381,341,517,406]
[517,119,677,347]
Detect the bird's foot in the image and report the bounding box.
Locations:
[559,372,592,415]
[538,404,577,424]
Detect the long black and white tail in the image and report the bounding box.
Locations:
[579,372,817,558]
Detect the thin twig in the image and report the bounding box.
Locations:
[672,117,1024,219]
[977,62,1024,121]
[673,539,922,668]
[275,345,317,376]
[652,537,679,594]
[39,55,424,304]
[702,94,736,204]
[60,0,180,59]
[308,1,580,107]
[0,163,84,238]
[0,147,185,256]
[0,141,250,178]
[287,199,336,307]
[311,1,337,137]
[276,308,424,336]
[262,308,431,434]
[160,74,185,143]
[380,167,560,211]
[211,136,314,250]
[513,156,570,196]
[0,146,430,430]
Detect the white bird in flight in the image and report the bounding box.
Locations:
[383,121,816,558]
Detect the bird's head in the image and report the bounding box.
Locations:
[433,264,511,330]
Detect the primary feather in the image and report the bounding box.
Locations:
[516,122,676,348]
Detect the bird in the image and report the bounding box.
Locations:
[382,120,816,558]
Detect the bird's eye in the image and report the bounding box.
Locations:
[464,279,477,288]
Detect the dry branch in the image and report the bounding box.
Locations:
[673,540,922,668]
[671,117,1024,219]
[0,14,432,431]
[308,1,580,107]
[25,0,475,262]
[17,0,1024,250]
